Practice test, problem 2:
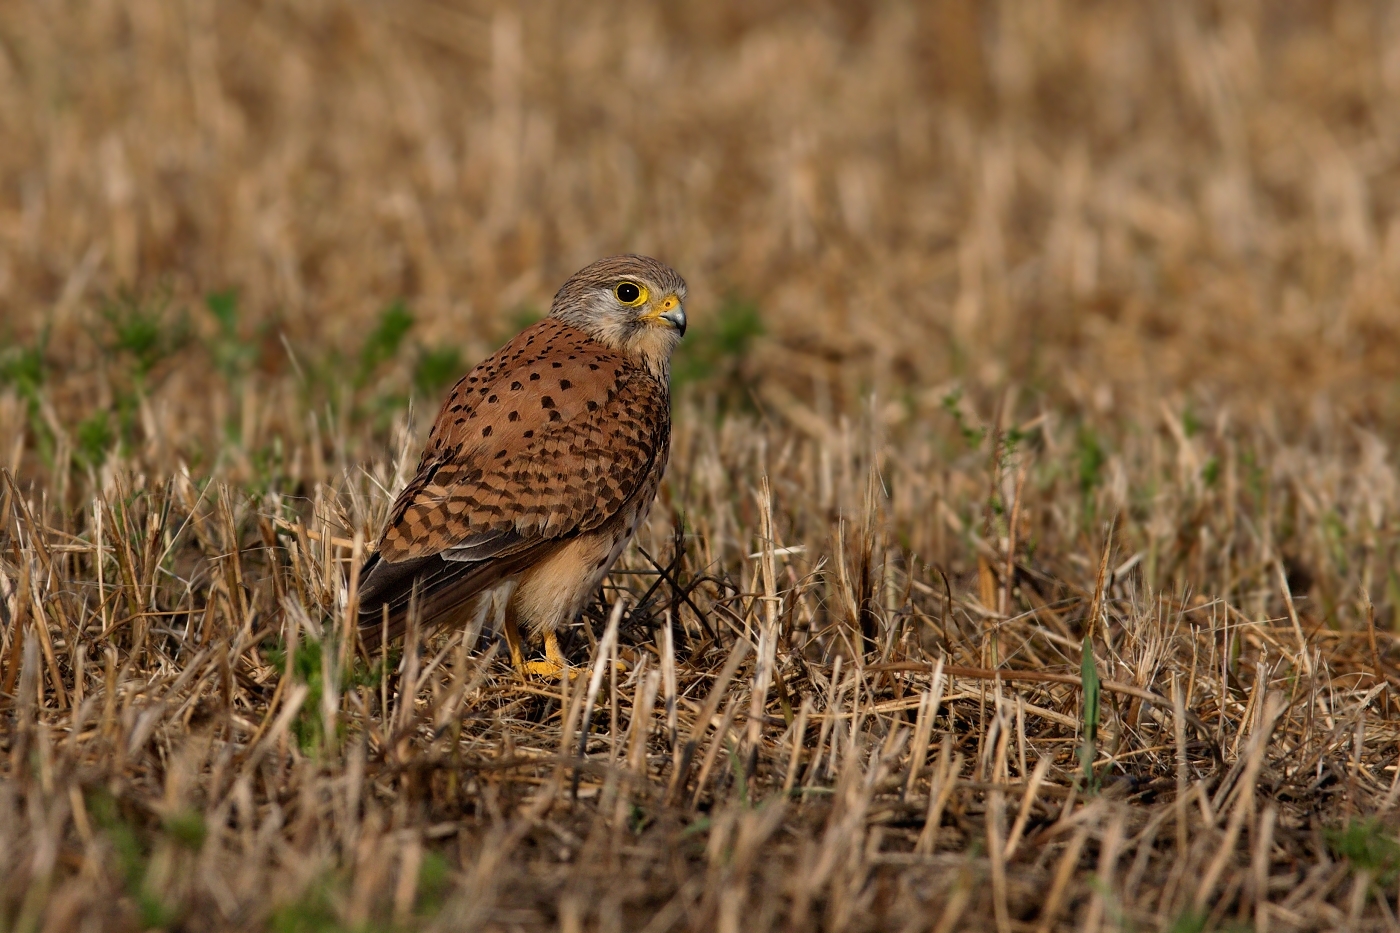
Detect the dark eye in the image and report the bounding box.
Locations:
[615,281,642,304]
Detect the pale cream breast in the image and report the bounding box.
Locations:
[510,490,658,639]
[511,531,618,638]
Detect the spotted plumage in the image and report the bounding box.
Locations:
[358,255,687,662]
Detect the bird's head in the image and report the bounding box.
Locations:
[548,254,688,379]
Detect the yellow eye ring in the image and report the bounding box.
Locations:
[614,281,649,306]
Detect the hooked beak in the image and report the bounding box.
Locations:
[659,303,687,336]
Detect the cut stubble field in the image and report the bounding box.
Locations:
[5,2,1400,931]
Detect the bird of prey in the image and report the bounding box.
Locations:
[357,254,687,675]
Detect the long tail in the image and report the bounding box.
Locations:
[355,550,527,651]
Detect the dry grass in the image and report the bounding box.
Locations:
[5,1,1400,930]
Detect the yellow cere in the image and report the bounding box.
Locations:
[660,294,679,312]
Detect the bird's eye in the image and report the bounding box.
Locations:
[614,281,647,306]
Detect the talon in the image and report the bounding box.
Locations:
[521,658,569,678]
[500,615,577,681]
[516,630,575,680]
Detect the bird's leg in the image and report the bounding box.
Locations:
[500,606,528,676]
[520,629,569,679]
[545,630,566,671]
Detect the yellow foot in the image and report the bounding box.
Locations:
[501,615,527,675]
[520,658,570,678]
[514,630,574,680]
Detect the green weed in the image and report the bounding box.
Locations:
[205,289,262,382]
[1182,404,1202,438]
[671,296,763,400]
[1001,424,1029,464]
[355,301,415,389]
[342,300,470,432]
[499,304,545,344]
[1327,818,1400,882]
[88,790,178,929]
[100,289,187,383]
[1079,635,1101,790]
[267,854,448,931]
[1167,910,1206,933]
[940,388,987,450]
[265,636,394,753]
[413,346,463,397]
[1240,448,1267,505]
[75,289,191,468]
[1201,455,1221,488]
[1322,511,1350,577]
[725,737,750,807]
[74,409,114,470]
[0,332,46,404]
[162,810,207,850]
[1076,426,1106,497]
[0,331,56,463]
[269,881,341,933]
[416,851,452,913]
[680,817,712,838]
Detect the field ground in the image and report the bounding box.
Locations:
[6,2,1400,930]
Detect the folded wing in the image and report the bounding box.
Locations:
[357,319,669,649]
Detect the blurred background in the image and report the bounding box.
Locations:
[5,0,1400,464]
[9,6,1400,925]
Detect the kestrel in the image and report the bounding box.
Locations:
[357,255,687,674]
